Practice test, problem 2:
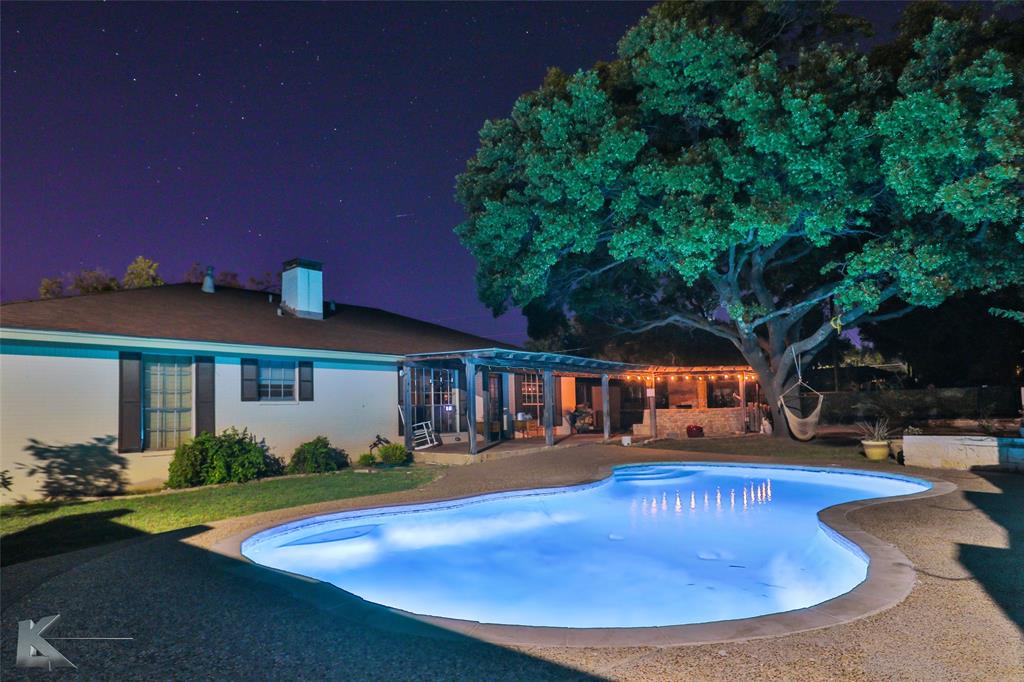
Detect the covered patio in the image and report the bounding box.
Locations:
[400,348,760,456]
[401,348,632,455]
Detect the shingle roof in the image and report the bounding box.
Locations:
[0,284,517,355]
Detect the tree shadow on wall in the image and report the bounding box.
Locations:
[959,468,1024,634]
[19,435,128,500]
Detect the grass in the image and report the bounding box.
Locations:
[647,434,868,461]
[0,467,439,565]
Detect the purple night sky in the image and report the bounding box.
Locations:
[1,2,904,345]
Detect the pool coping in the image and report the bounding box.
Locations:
[211,463,957,648]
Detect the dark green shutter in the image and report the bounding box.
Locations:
[298,361,314,401]
[118,352,142,452]
[241,358,259,401]
[195,356,215,434]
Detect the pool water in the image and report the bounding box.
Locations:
[241,463,930,628]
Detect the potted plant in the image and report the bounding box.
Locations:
[856,418,892,461]
[891,425,922,462]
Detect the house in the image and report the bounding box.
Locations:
[0,259,756,501]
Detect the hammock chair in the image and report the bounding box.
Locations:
[777,348,824,441]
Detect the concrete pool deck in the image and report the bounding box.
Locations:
[2,444,1022,680]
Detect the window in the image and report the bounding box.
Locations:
[402,367,459,433]
[708,379,740,408]
[258,360,296,400]
[520,373,544,420]
[143,355,192,450]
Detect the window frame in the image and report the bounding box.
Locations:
[257,359,298,402]
[142,354,194,451]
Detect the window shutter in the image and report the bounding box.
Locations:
[195,356,215,434]
[118,352,142,452]
[298,361,314,401]
[241,358,259,401]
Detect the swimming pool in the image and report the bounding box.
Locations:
[241,463,930,628]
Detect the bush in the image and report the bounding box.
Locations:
[356,452,376,468]
[377,443,411,466]
[166,428,283,489]
[167,432,216,489]
[287,436,348,474]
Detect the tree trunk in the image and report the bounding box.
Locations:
[736,339,794,439]
[760,379,792,439]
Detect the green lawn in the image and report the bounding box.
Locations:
[0,467,439,565]
[647,434,868,461]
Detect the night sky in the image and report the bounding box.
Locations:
[1,2,904,345]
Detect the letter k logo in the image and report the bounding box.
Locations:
[16,615,75,669]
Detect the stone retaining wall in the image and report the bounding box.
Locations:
[632,408,746,437]
[903,435,1024,471]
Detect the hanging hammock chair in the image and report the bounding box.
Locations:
[777,348,824,442]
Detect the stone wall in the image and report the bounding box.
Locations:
[903,435,1024,471]
[632,408,746,437]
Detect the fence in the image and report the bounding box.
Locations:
[815,386,1021,424]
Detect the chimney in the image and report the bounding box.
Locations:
[201,266,215,294]
[280,258,323,319]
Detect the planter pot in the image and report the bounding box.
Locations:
[862,440,891,461]
[889,438,903,458]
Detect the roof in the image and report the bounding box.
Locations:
[405,348,751,377]
[406,348,639,375]
[0,284,516,356]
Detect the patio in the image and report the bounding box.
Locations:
[3,443,1020,681]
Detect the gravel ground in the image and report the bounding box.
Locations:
[2,444,1021,681]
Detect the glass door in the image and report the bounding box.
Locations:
[487,373,504,441]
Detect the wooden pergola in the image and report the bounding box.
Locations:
[402,348,755,454]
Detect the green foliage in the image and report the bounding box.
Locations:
[455,0,1024,422]
[286,436,348,474]
[989,307,1024,325]
[71,268,120,295]
[167,432,215,489]
[356,452,377,468]
[166,428,283,489]
[376,443,411,466]
[38,277,64,299]
[121,256,165,289]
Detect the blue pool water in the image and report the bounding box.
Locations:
[242,463,930,628]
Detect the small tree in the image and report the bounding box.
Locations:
[182,262,206,284]
[38,277,64,300]
[71,268,119,295]
[121,256,164,289]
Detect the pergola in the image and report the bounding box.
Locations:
[402,348,755,454]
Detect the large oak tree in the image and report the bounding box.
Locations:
[455,1,1023,436]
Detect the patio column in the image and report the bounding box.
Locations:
[543,369,554,446]
[648,377,658,439]
[466,359,478,455]
[739,374,748,432]
[480,367,491,446]
[601,373,610,440]
[402,364,414,451]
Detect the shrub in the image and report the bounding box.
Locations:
[166,428,283,489]
[377,443,411,466]
[167,432,216,489]
[356,452,376,468]
[287,436,348,474]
